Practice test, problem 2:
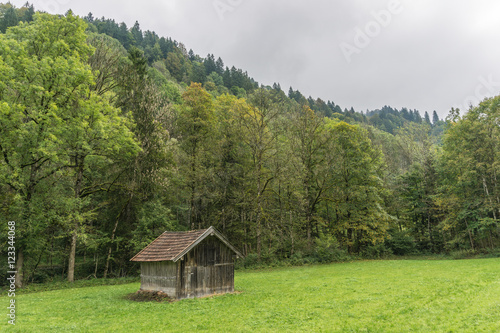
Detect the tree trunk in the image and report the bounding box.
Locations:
[67,231,77,283]
[427,212,435,252]
[256,162,262,258]
[306,214,312,246]
[189,142,197,230]
[464,220,475,251]
[483,177,497,220]
[256,209,262,258]
[68,228,77,282]
[14,249,24,289]
[15,165,37,288]
[103,240,114,278]
[104,195,131,278]
[290,211,294,256]
[190,183,196,230]
[68,160,84,282]
[347,228,353,254]
[304,182,312,245]
[94,253,99,278]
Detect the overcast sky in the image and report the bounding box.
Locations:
[10,0,500,118]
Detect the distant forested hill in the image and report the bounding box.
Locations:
[1,4,445,132]
[82,12,446,136]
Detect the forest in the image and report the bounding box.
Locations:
[1,4,499,287]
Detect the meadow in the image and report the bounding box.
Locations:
[2,258,500,332]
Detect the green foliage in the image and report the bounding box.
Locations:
[0,2,34,33]
[449,249,477,260]
[312,233,349,263]
[325,120,390,251]
[386,230,417,255]
[440,96,500,251]
[238,253,260,269]
[131,199,179,253]
[0,9,141,284]
[0,11,93,233]
[361,243,393,259]
[207,71,224,87]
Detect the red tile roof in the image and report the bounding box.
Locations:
[130,229,207,262]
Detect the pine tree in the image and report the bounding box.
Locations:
[0,6,18,33]
[131,21,143,46]
[204,53,216,74]
[432,110,439,124]
[215,57,224,75]
[424,111,431,124]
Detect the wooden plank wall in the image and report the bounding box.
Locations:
[180,235,235,299]
[140,261,177,296]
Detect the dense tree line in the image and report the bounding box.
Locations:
[0,6,499,286]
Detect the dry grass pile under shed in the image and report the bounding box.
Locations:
[125,290,174,303]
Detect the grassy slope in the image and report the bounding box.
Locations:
[2,259,500,332]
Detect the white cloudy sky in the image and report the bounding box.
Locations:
[10,0,500,118]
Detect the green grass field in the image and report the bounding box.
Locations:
[2,259,500,332]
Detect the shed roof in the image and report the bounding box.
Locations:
[130,226,243,262]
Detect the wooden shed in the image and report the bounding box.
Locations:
[130,226,243,299]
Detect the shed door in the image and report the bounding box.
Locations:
[177,259,185,299]
[182,254,198,298]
